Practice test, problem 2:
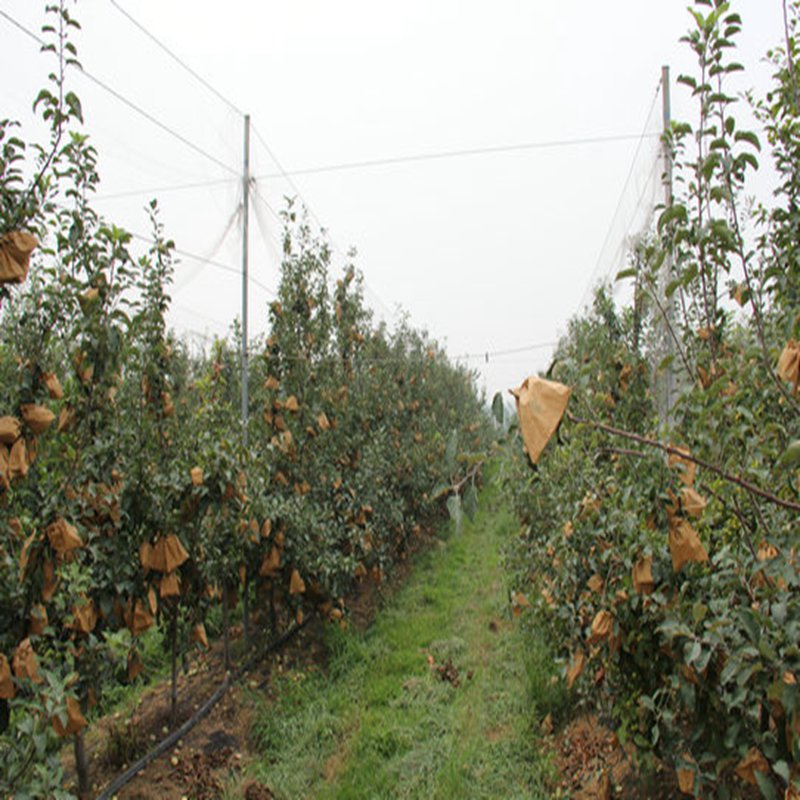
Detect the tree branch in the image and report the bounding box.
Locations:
[568,413,800,513]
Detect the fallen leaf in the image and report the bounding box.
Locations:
[580,493,602,517]
[584,769,611,800]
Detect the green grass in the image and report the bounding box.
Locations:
[248,475,563,799]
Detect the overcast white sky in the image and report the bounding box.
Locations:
[0,0,787,397]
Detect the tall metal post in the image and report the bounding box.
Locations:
[241,113,251,447]
[662,66,673,205]
[660,65,676,426]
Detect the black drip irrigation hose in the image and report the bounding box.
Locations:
[95,616,312,800]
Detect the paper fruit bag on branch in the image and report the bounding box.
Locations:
[0,232,38,285]
[510,376,571,464]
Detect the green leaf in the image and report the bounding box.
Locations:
[446,494,463,533]
[777,440,800,469]
[754,770,778,800]
[463,482,478,521]
[658,204,688,232]
[445,429,458,473]
[739,608,761,643]
[615,267,637,282]
[735,152,759,173]
[666,278,684,298]
[65,91,83,123]
[32,88,54,113]
[773,760,790,785]
[491,392,504,426]
[734,130,761,151]
[692,602,708,624]
[431,483,450,500]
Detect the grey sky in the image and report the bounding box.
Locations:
[0,0,785,398]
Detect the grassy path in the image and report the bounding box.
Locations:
[247,475,559,799]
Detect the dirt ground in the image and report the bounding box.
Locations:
[549,714,679,799]
[65,528,432,800]
[70,619,321,799]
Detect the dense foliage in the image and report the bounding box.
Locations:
[0,4,491,797]
[504,2,800,797]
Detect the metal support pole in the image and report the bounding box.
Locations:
[662,66,673,206]
[241,113,251,447]
[660,65,676,426]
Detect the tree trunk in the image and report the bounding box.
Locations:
[170,605,178,729]
[243,572,250,648]
[269,582,278,636]
[222,582,231,671]
[74,728,89,798]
